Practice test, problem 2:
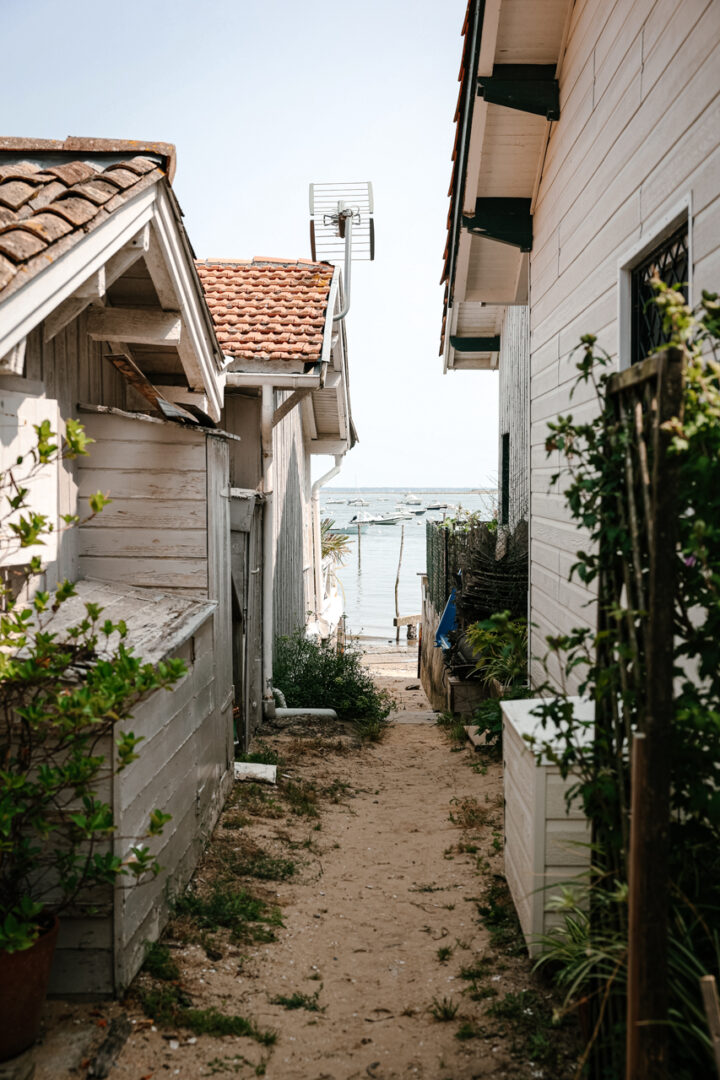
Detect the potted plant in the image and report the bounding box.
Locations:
[0,419,183,1061]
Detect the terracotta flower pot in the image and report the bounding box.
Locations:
[0,915,60,1062]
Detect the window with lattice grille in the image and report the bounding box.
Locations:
[630,224,688,365]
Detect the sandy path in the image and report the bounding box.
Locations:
[32,647,576,1079]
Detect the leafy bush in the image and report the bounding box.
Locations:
[273,632,395,737]
[0,422,181,953]
[465,610,528,691]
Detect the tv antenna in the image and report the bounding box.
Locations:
[309,181,374,323]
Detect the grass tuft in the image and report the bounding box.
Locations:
[137,984,276,1045]
[270,989,323,1012]
[142,941,179,982]
[429,995,459,1021]
[172,882,282,944]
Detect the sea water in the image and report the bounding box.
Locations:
[321,489,497,641]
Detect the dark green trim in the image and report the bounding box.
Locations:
[463,198,533,252]
[477,64,560,121]
[450,335,500,353]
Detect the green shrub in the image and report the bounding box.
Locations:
[465,610,528,691]
[273,632,395,732]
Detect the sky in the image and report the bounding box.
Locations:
[4,0,499,488]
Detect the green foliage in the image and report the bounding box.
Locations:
[137,982,276,1045]
[270,988,323,1012]
[172,882,282,944]
[534,283,720,1075]
[429,995,459,1021]
[465,610,528,692]
[143,941,180,982]
[487,990,560,1067]
[235,741,282,766]
[272,631,396,733]
[0,424,183,953]
[320,518,351,565]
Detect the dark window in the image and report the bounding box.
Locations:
[631,223,688,365]
[500,432,510,526]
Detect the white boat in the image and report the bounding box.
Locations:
[401,493,422,505]
[327,498,346,505]
[348,497,369,506]
[370,512,406,524]
[427,502,448,510]
[348,511,374,526]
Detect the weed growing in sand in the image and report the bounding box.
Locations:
[437,946,453,963]
[467,982,498,1002]
[236,783,285,819]
[172,882,282,944]
[225,848,296,882]
[411,882,443,893]
[143,941,180,982]
[455,1020,482,1040]
[458,959,491,982]
[436,711,467,745]
[270,988,324,1012]
[476,877,525,956]
[236,741,283,766]
[283,779,320,818]
[449,796,489,829]
[137,984,276,1045]
[488,990,559,1066]
[429,996,459,1021]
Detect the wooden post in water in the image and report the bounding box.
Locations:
[357,523,361,571]
[395,524,405,643]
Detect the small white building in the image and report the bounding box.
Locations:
[441,0,720,688]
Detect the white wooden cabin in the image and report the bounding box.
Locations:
[441,1,720,948]
[441,0,720,687]
[0,138,234,995]
[197,258,357,735]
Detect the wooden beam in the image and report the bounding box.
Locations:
[44,268,107,342]
[87,307,182,347]
[301,393,317,440]
[393,614,421,627]
[144,222,179,309]
[105,352,199,424]
[308,438,348,455]
[272,388,311,428]
[105,225,149,288]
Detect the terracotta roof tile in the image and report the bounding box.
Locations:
[0,150,167,301]
[196,258,335,364]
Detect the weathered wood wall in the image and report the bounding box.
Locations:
[498,305,530,532]
[528,0,720,686]
[77,412,209,597]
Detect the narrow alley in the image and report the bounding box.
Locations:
[30,646,578,1080]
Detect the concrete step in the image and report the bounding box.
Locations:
[389,709,439,725]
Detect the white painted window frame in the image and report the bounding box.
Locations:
[617,193,692,371]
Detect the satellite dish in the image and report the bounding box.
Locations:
[309,182,374,323]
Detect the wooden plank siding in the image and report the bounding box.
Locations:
[77,412,209,597]
[498,305,530,531]
[528,0,720,686]
[272,390,314,639]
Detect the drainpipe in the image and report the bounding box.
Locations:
[261,384,275,715]
[312,454,344,617]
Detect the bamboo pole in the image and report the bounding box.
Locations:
[395,524,405,643]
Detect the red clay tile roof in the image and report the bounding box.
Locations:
[0,141,171,300]
[196,258,335,363]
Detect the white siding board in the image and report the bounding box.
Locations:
[77,528,206,558]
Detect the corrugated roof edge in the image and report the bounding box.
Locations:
[0,137,177,184]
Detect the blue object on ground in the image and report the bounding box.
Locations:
[435,589,457,650]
